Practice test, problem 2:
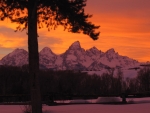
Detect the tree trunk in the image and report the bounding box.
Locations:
[28,0,42,113]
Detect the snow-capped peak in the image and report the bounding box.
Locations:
[87,46,101,53]
[13,48,26,53]
[86,46,103,61]
[40,47,54,55]
[39,47,56,59]
[0,41,142,78]
[0,48,28,66]
[69,41,81,50]
[7,48,27,57]
[39,47,57,69]
[90,46,98,50]
[106,48,116,54]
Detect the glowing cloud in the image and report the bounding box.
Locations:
[0,0,150,62]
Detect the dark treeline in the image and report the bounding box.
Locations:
[0,65,150,98]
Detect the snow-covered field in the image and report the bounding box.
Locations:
[1,98,150,113]
[1,103,150,113]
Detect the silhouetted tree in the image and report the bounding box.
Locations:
[128,78,138,93]
[0,0,100,113]
[137,67,150,92]
[100,73,113,94]
[114,69,123,94]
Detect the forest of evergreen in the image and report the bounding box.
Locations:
[0,65,150,102]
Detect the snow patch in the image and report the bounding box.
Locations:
[96,97,121,103]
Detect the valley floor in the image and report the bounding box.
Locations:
[0,103,150,113]
[1,98,150,113]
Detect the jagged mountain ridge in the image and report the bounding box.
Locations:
[0,41,140,71]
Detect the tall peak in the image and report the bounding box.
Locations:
[90,46,99,51]
[0,48,28,66]
[106,48,115,53]
[9,48,27,56]
[41,47,51,51]
[87,46,101,53]
[13,48,26,52]
[40,47,53,54]
[69,41,81,49]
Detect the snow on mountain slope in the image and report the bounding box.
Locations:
[62,41,93,69]
[98,48,140,68]
[87,61,110,71]
[39,47,57,69]
[0,48,28,66]
[86,47,103,61]
[0,41,143,78]
[85,48,140,77]
[54,55,63,70]
[0,61,2,65]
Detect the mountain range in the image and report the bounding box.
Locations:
[0,41,142,77]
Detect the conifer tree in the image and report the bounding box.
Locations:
[0,0,100,113]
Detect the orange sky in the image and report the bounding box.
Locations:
[0,0,150,62]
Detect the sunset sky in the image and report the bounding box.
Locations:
[0,0,150,62]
